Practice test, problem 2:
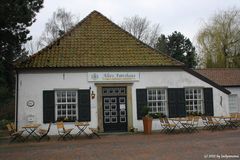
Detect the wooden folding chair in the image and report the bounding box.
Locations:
[163,118,177,133]
[190,116,200,132]
[88,128,101,139]
[6,124,25,143]
[237,113,240,127]
[56,121,73,140]
[159,118,168,133]
[201,116,210,130]
[181,116,194,133]
[37,122,52,141]
[228,113,240,128]
[10,122,16,132]
[206,116,222,131]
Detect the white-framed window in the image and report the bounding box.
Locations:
[55,90,78,121]
[147,88,168,116]
[185,88,204,114]
[229,94,238,113]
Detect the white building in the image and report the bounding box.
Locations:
[16,11,230,134]
[196,69,240,114]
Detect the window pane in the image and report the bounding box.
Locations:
[72,97,76,102]
[67,104,71,109]
[57,98,61,103]
[152,107,156,112]
[148,95,152,100]
[148,90,153,95]
[57,105,61,109]
[72,91,76,96]
[72,104,76,109]
[152,95,156,100]
[67,97,71,102]
[67,92,71,97]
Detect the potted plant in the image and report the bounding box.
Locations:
[149,113,167,119]
[142,106,153,134]
[57,117,76,122]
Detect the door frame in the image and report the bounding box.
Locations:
[96,83,133,132]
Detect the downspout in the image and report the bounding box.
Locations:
[15,71,19,131]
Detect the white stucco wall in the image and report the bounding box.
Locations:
[226,87,240,113]
[17,68,229,134]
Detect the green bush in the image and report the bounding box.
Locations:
[0,119,12,130]
[141,106,150,117]
[149,113,167,119]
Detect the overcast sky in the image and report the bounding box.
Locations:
[29,0,240,45]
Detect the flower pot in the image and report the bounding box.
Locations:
[143,116,152,134]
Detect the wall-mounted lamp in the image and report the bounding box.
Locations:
[91,90,95,99]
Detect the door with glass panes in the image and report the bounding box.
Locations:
[102,87,127,132]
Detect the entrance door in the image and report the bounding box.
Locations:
[102,87,128,132]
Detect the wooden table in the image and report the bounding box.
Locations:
[169,117,187,130]
[74,122,90,138]
[22,124,41,140]
[223,116,240,128]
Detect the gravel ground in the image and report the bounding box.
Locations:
[0,129,239,160]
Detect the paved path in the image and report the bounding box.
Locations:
[0,129,240,160]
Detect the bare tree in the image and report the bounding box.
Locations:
[197,8,240,68]
[37,8,78,49]
[121,15,160,47]
[24,39,41,55]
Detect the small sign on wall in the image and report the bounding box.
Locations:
[88,72,140,82]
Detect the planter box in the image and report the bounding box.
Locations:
[143,117,152,134]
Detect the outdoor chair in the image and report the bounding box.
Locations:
[181,116,194,133]
[6,123,25,143]
[163,118,177,133]
[190,116,200,132]
[228,113,240,128]
[237,113,240,127]
[159,118,168,133]
[56,121,73,140]
[10,122,16,132]
[201,116,212,130]
[206,116,222,131]
[88,128,101,139]
[36,122,51,141]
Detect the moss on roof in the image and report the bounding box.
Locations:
[17,11,184,69]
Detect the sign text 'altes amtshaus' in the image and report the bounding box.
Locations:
[88,72,140,82]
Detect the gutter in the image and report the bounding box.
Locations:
[15,71,19,131]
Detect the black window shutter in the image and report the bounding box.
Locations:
[78,90,91,122]
[168,88,186,118]
[136,89,147,120]
[204,88,214,116]
[43,90,55,123]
